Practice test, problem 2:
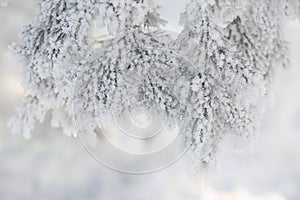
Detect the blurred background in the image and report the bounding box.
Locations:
[0,0,300,199]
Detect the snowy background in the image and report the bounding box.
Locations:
[0,0,300,199]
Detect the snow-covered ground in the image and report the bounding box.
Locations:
[0,1,299,199]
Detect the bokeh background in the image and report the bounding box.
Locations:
[0,0,300,199]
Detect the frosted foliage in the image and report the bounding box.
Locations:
[9,0,166,138]
[9,0,296,168]
[98,0,166,34]
[175,0,289,167]
[8,0,102,138]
